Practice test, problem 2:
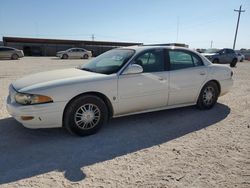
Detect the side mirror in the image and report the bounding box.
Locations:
[123,64,143,75]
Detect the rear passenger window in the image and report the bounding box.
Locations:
[169,50,203,70]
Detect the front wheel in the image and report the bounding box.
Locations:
[83,54,89,59]
[197,82,219,110]
[62,54,68,59]
[64,95,108,136]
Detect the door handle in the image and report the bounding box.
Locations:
[158,77,165,81]
[199,71,206,75]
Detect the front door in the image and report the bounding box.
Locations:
[117,49,169,115]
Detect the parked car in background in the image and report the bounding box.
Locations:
[201,48,238,67]
[7,46,233,136]
[0,46,24,60]
[237,53,245,62]
[56,48,92,59]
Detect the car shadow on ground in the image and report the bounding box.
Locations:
[0,103,230,184]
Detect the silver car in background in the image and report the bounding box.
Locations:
[56,48,92,59]
[0,46,24,60]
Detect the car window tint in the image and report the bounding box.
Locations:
[2,48,14,51]
[227,49,235,54]
[169,51,193,70]
[134,49,165,72]
[169,50,203,70]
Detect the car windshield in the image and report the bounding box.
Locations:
[204,49,219,53]
[80,49,135,74]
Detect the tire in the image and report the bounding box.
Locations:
[212,59,219,64]
[196,81,219,110]
[230,58,237,67]
[11,54,19,60]
[62,54,68,59]
[83,54,89,59]
[64,95,108,136]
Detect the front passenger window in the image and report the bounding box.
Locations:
[134,49,165,73]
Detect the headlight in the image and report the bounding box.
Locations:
[15,93,53,105]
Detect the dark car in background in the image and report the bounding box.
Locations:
[0,46,24,60]
[201,48,238,67]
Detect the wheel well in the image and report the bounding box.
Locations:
[62,92,114,126]
[207,80,221,95]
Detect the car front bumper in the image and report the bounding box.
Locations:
[6,95,67,129]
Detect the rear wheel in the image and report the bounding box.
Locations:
[230,58,237,67]
[11,54,19,60]
[197,82,219,110]
[64,95,108,136]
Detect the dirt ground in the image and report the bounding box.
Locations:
[0,57,249,188]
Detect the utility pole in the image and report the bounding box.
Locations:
[210,40,213,48]
[176,16,179,42]
[91,34,95,41]
[233,5,245,50]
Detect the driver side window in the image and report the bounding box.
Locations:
[134,49,165,73]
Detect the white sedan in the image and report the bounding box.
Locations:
[56,48,92,59]
[6,46,233,136]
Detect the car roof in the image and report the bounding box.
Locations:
[68,47,85,50]
[120,45,195,53]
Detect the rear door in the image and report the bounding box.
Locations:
[226,49,236,63]
[0,47,12,58]
[219,49,229,63]
[168,49,208,106]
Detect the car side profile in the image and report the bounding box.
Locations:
[0,46,24,60]
[6,46,233,136]
[201,48,238,67]
[56,48,92,59]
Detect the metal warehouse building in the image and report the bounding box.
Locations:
[2,37,142,57]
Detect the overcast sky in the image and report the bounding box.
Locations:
[0,0,249,49]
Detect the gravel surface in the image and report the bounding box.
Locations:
[0,57,249,188]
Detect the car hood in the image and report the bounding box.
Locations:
[12,68,106,92]
[201,53,217,56]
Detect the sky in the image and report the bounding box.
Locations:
[0,0,249,49]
